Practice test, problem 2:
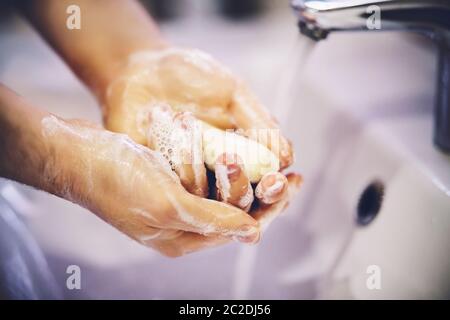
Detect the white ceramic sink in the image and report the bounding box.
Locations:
[0,6,449,299]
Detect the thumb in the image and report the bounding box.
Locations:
[252,173,302,231]
[166,192,260,244]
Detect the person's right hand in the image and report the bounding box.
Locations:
[40,115,265,257]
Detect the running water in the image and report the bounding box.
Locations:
[273,36,316,127]
[231,36,317,299]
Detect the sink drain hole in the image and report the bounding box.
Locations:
[356,180,385,226]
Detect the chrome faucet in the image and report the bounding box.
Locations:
[291,0,450,154]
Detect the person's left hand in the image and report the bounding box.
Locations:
[101,47,294,169]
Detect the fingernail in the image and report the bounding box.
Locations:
[235,225,260,244]
[226,163,241,182]
[237,233,260,244]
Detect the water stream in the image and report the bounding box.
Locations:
[231,36,317,299]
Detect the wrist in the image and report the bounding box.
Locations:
[0,87,97,208]
[39,117,101,208]
[20,0,170,106]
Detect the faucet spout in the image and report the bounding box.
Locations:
[291,0,450,153]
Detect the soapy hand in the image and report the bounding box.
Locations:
[1,84,271,257]
[99,48,301,250]
[102,47,294,169]
[40,115,266,257]
[4,0,301,257]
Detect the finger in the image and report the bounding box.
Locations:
[149,231,230,258]
[127,216,234,257]
[230,84,294,169]
[147,105,209,197]
[172,111,209,197]
[252,173,302,231]
[166,192,260,244]
[215,153,254,212]
[134,226,185,244]
[255,172,288,205]
[133,225,228,257]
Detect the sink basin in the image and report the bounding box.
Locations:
[0,8,449,299]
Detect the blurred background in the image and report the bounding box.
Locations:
[0,0,449,299]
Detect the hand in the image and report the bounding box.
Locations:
[2,85,300,258]
[102,47,294,169]
[99,47,301,248]
[40,115,265,257]
[17,1,292,166]
[12,1,301,256]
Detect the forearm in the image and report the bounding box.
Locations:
[18,0,168,100]
[0,85,88,203]
[0,85,52,190]
[0,84,172,218]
